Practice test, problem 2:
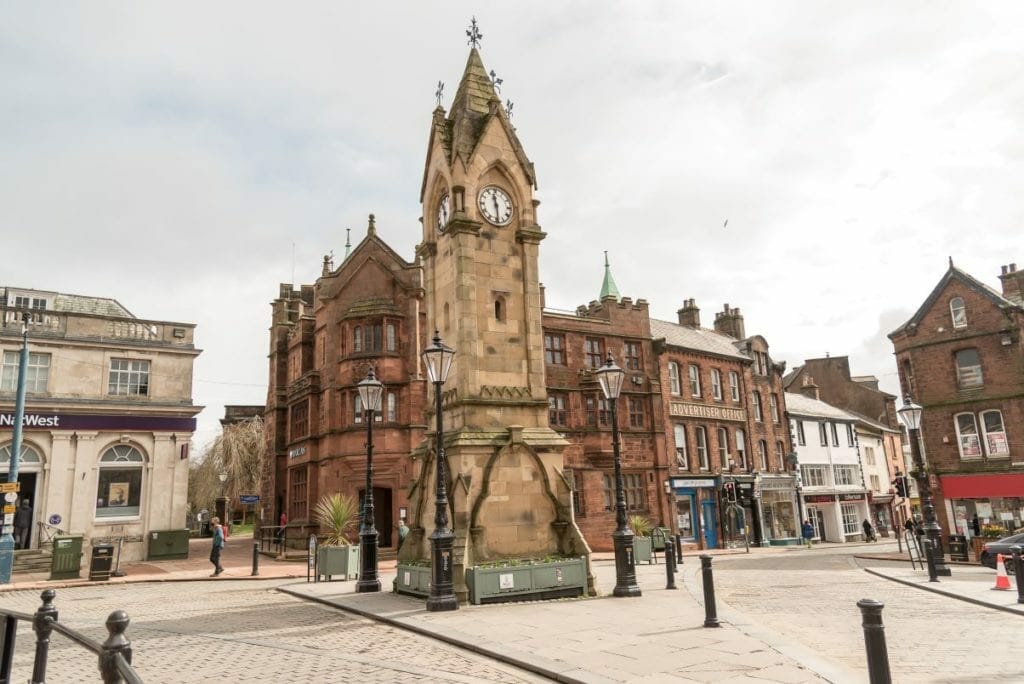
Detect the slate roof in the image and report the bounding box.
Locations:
[3,287,134,318]
[784,392,859,421]
[650,318,749,361]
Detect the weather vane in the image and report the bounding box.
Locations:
[466,16,482,49]
[489,70,503,93]
[435,80,445,107]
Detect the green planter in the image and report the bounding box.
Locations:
[465,556,586,605]
[633,536,652,564]
[317,545,359,581]
[394,563,432,597]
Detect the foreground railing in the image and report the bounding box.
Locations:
[0,589,141,684]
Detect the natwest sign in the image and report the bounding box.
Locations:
[0,413,60,428]
[0,412,196,432]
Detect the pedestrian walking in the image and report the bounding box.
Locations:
[397,518,409,551]
[13,500,32,550]
[971,513,981,537]
[801,520,814,548]
[277,511,287,544]
[210,516,225,576]
[862,518,876,542]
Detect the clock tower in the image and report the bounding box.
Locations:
[405,45,593,602]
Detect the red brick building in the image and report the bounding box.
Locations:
[655,301,796,548]
[264,219,427,548]
[890,260,1024,540]
[541,292,668,550]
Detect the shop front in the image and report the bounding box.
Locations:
[941,473,1024,539]
[758,474,799,545]
[868,492,896,537]
[669,477,718,549]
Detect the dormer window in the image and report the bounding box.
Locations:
[949,297,967,329]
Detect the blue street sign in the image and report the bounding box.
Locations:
[239,495,260,504]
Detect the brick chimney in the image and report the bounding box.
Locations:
[713,303,746,339]
[677,298,700,327]
[800,374,820,401]
[999,263,1024,304]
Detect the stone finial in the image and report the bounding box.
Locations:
[368,214,376,236]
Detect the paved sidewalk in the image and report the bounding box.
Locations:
[283,559,831,684]
[2,533,312,591]
[857,555,1024,616]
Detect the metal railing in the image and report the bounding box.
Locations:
[34,522,67,552]
[0,589,142,684]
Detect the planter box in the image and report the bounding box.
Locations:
[317,545,359,581]
[394,563,432,598]
[633,536,652,564]
[465,557,586,605]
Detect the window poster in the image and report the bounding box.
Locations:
[108,483,129,507]
[975,502,993,519]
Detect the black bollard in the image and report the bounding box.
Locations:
[1011,546,1024,605]
[252,541,260,577]
[665,544,677,590]
[924,539,939,582]
[700,554,720,627]
[857,599,892,684]
[675,534,683,565]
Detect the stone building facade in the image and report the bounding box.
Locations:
[0,286,200,564]
[890,261,1024,540]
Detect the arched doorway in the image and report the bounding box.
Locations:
[0,442,44,549]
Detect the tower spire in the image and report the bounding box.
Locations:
[600,251,621,301]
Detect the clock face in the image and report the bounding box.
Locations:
[477,186,513,226]
[436,193,450,232]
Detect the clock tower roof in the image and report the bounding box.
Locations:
[422,47,537,200]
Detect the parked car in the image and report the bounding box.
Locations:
[979,533,1024,573]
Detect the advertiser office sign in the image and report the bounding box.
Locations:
[0,412,196,432]
[669,402,746,422]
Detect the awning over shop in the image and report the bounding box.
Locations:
[940,473,1024,499]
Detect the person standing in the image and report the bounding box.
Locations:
[397,518,409,551]
[971,513,981,537]
[801,520,814,548]
[210,517,225,576]
[862,518,875,542]
[13,500,32,550]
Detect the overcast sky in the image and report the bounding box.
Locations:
[4,3,1022,448]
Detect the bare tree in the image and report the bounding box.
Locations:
[188,417,267,523]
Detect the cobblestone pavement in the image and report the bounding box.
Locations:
[0,579,548,683]
[707,544,1024,683]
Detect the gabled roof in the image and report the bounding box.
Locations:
[784,392,859,421]
[650,318,749,361]
[890,262,1016,337]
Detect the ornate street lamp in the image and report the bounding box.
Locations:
[596,354,641,597]
[898,396,951,576]
[422,331,458,611]
[356,367,384,593]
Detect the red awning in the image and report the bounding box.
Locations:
[940,473,1024,499]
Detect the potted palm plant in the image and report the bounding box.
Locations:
[314,493,360,581]
[631,514,653,564]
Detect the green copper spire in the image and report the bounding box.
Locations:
[600,251,620,301]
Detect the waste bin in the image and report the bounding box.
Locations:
[948,534,969,562]
[148,529,191,561]
[89,544,114,581]
[50,536,83,581]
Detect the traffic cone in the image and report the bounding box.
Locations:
[993,554,1011,591]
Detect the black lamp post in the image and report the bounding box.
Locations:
[596,354,641,597]
[423,331,458,611]
[356,368,384,593]
[898,397,951,576]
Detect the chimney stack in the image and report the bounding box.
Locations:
[800,374,821,401]
[713,303,746,339]
[1000,262,1024,304]
[677,298,701,327]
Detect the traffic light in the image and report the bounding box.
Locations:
[723,481,737,503]
[893,475,908,498]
